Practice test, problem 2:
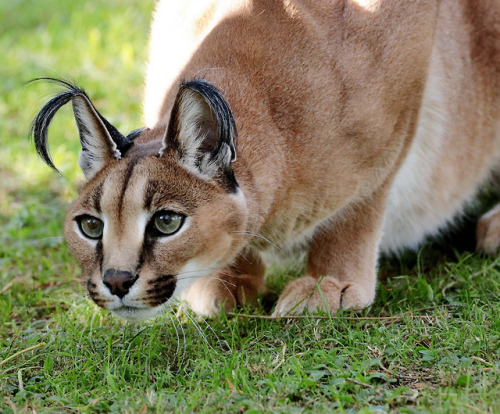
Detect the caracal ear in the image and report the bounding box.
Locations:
[31,78,133,179]
[160,80,238,190]
[71,94,130,179]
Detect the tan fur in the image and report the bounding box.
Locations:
[62,0,500,319]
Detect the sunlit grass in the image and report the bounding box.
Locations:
[1,1,499,413]
[0,0,151,193]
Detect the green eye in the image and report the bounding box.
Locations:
[78,215,104,239]
[152,211,184,236]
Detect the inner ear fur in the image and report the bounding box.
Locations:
[71,94,123,178]
[160,80,238,188]
[31,78,133,179]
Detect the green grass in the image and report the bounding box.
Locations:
[1,1,499,412]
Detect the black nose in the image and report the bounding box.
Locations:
[103,269,138,299]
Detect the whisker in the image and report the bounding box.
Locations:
[215,276,236,288]
[171,307,187,366]
[167,313,182,360]
[183,309,215,352]
[217,272,240,279]
[174,265,222,280]
[232,231,283,252]
[176,269,243,282]
[175,274,210,281]
[176,266,219,277]
[215,277,236,305]
[196,315,222,351]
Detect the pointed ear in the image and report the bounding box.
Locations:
[160,80,238,189]
[31,78,133,179]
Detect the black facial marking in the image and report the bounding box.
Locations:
[149,275,175,285]
[146,287,175,298]
[90,182,104,213]
[143,180,157,211]
[136,239,150,291]
[87,280,106,307]
[117,159,139,223]
[140,229,156,266]
[135,255,145,276]
[96,240,103,274]
[144,275,176,306]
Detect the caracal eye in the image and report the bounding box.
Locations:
[77,215,104,239]
[152,211,184,236]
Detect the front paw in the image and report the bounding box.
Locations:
[180,273,267,317]
[272,276,375,317]
[476,204,500,255]
[180,276,237,317]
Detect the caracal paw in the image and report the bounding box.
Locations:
[476,204,500,255]
[272,276,375,317]
[181,273,266,317]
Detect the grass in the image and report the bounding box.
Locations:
[0,1,499,412]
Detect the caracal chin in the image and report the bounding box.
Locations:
[32,0,500,321]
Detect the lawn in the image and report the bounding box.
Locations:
[0,1,499,412]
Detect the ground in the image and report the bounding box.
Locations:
[0,1,498,412]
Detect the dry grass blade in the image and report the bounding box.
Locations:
[0,342,47,368]
[227,306,446,321]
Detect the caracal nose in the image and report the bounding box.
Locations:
[103,269,138,298]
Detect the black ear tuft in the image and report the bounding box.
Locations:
[30,78,77,173]
[29,77,134,177]
[125,127,146,141]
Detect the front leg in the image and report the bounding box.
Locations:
[181,249,266,317]
[274,192,387,316]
